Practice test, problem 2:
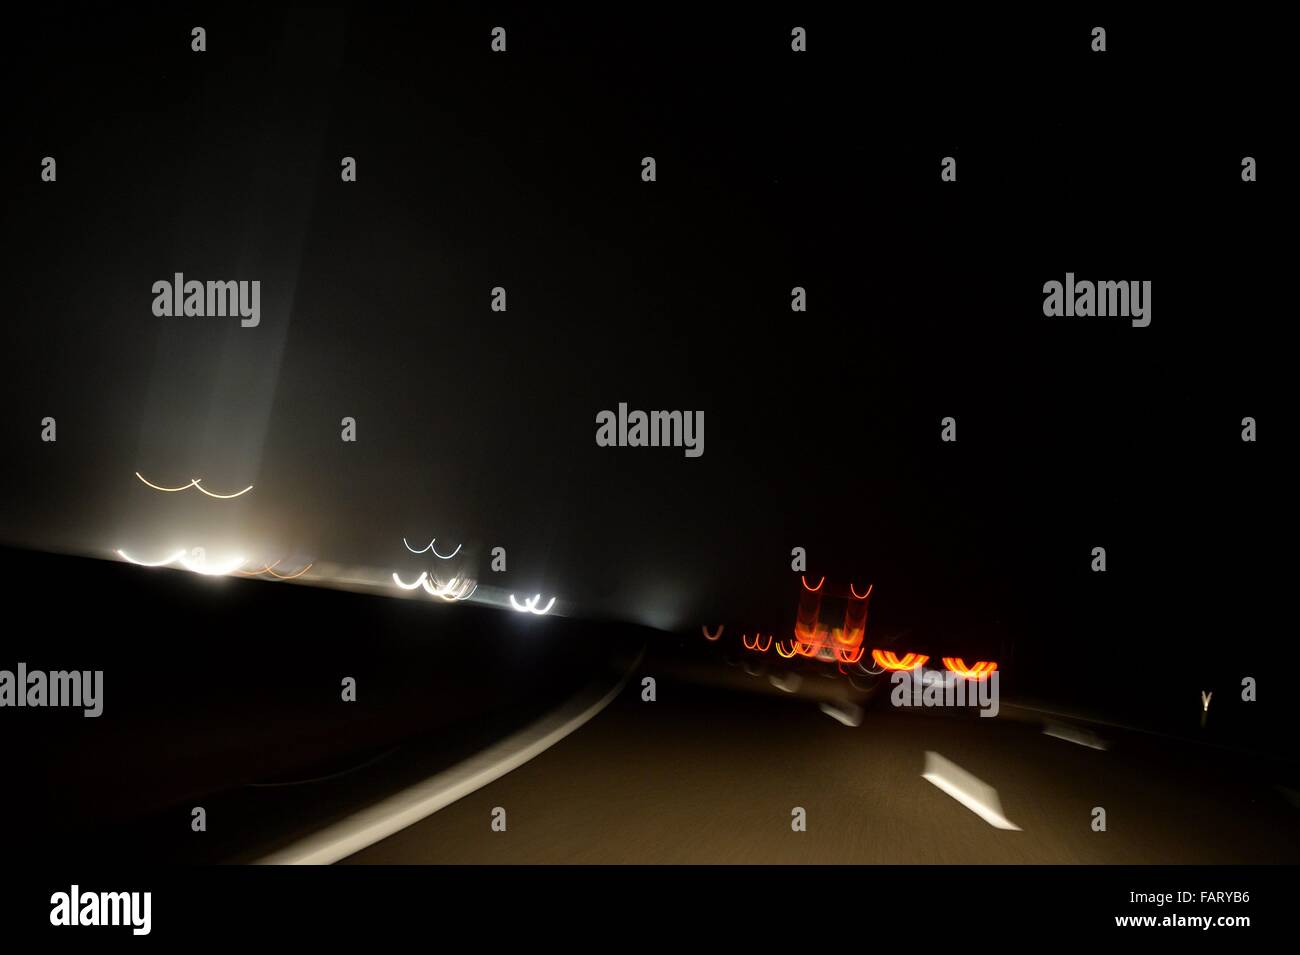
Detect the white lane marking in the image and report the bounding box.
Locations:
[921,751,1021,831]
[1042,720,1108,751]
[769,672,802,694]
[819,701,863,727]
[255,649,644,865]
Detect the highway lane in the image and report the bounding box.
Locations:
[343,675,1300,864]
[15,544,1292,865]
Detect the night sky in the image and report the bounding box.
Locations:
[0,6,1287,725]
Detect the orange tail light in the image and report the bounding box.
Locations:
[833,626,864,646]
[941,658,998,680]
[871,649,929,671]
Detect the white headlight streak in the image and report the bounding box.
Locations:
[135,472,253,499]
[403,538,462,559]
[178,554,247,575]
[392,570,477,601]
[509,593,556,615]
[116,548,187,567]
[392,571,430,590]
[116,548,244,575]
[133,474,196,493]
[423,575,477,601]
[193,481,254,499]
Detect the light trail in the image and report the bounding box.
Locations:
[837,646,865,665]
[402,539,461,558]
[177,554,246,575]
[392,571,429,590]
[134,471,253,498]
[267,563,313,580]
[116,548,187,567]
[871,650,929,672]
[134,473,196,492]
[509,593,556,615]
[833,627,864,645]
[116,548,244,575]
[941,657,998,680]
[423,575,476,601]
[193,480,254,499]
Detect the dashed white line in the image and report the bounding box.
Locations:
[921,750,1021,831]
[819,700,864,727]
[1042,720,1109,751]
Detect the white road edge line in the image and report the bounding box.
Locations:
[255,649,644,865]
[921,750,1021,831]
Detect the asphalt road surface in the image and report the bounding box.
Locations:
[12,549,1295,865]
[342,673,1300,864]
